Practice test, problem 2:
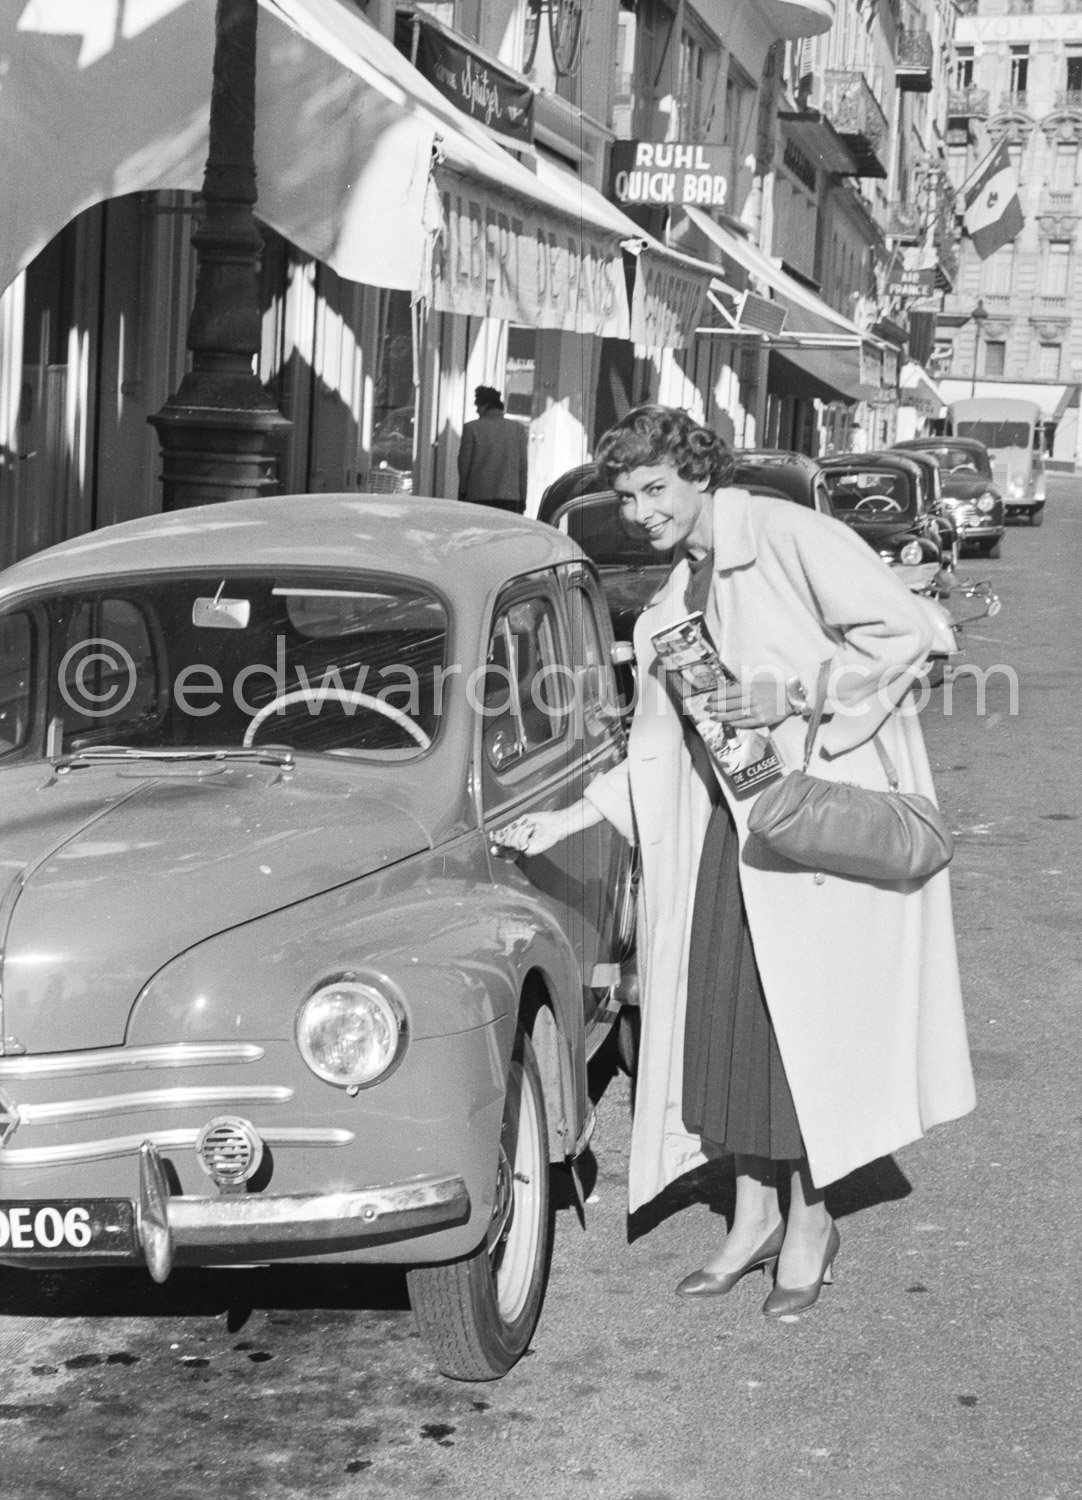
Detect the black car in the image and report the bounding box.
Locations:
[893,437,1005,557]
[536,451,832,642]
[819,452,951,593]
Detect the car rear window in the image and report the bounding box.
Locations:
[557,494,673,567]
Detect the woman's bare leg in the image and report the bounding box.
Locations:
[699,1154,784,1275]
[776,1158,834,1287]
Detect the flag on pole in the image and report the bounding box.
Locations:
[962,141,1024,260]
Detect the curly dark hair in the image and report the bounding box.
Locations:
[595,405,735,491]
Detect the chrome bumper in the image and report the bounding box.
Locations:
[138,1142,469,1282]
[894,560,941,594]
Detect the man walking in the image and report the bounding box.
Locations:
[457,386,528,514]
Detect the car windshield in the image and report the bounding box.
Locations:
[913,445,991,477]
[558,494,673,567]
[0,572,448,762]
[956,420,1031,450]
[824,468,916,519]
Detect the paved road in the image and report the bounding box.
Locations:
[1,481,1079,1500]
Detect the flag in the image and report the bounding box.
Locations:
[962,141,1024,260]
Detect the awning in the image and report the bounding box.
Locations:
[900,361,945,415]
[1,0,712,345]
[940,380,1079,423]
[682,204,881,402]
[430,151,711,344]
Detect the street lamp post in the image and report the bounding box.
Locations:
[969,297,989,400]
[149,0,289,511]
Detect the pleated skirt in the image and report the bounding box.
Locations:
[682,799,804,1161]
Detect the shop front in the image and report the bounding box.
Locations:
[0,0,713,559]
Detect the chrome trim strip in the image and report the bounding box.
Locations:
[18,1086,293,1126]
[0,1043,266,1080]
[483,741,624,825]
[160,1174,470,1251]
[0,1125,354,1168]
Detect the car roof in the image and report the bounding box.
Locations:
[0,494,579,600]
[895,437,985,452]
[821,452,922,474]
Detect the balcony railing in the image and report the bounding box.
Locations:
[955,0,978,13]
[1006,0,1032,13]
[948,85,990,120]
[1035,295,1069,316]
[888,201,924,240]
[821,70,889,178]
[1054,90,1082,111]
[896,29,933,93]
[1040,188,1078,213]
[997,91,1028,112]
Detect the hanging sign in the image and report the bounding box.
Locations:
[630,248,711,348]
[432,175,631,338]
[414,22,535,143]
[610,141,728,209]
[885,253,937,299]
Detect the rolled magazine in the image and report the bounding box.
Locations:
[651,612,783,798]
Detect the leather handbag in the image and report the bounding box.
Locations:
[746,664,954,883]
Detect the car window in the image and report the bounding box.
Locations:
[55,596,161,741]
[915,445,991,477]
[38,574,447,759]
[483,591,567,772]
[824,469,914,517]
[557,494,673,568]
[565,580,615,750]
[0,611,33,754]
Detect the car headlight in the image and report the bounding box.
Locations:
[976,492,996,513]
[296,976,406,1089]
[899,540,923,566]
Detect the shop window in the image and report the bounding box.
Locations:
[982,340,1006,378]
[1038,343,1061,380]
[982,245,1014,296]
[505,326,536,421]
[1045,241,1072,297]
[370,289,415,492]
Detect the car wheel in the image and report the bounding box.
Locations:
[1031,507,1045,528]
[979,537,1002,559]
[407,1030,552,1381]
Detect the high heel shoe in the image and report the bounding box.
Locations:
[675,1223,785,1297]
[761,1223,840,1317]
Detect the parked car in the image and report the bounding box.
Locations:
[893,437,1005,557]
[819,452,953,591]
[536,450,832,643]
[0,495,635,1382]
[368,404,415,492]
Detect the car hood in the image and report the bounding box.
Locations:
[0,759,433,1054]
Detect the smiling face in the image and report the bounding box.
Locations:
[613,463,713,556]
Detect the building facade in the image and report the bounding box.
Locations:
[937,0,1082,465]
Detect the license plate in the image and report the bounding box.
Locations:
[0,1199,136,1256]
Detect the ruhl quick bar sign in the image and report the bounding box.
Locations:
[610,142,728,209]
[415,22,534,143]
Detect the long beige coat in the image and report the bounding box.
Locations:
[586,489,976,1210]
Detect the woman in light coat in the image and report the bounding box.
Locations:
[499,406,975,1318]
